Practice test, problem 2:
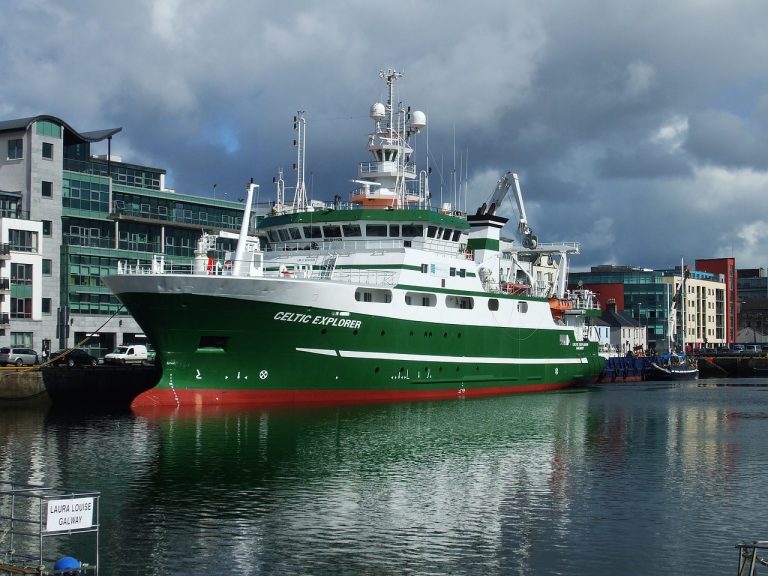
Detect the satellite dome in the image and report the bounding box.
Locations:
[370,103,385,120]
[410,110,426,130]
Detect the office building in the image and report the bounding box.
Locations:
[0,115,257,357]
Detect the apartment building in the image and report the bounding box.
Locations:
[0,115,257,357]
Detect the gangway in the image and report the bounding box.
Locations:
[1,482,100,575]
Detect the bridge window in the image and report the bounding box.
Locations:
[402,224,423,237]
[323,225,342,238]
[366,224,387,237]
[342,224,362,237]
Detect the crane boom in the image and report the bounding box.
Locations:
[476,171,537,249]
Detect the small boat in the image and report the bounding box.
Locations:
[649,352,699,380]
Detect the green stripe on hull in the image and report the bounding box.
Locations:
[116,292,603,396]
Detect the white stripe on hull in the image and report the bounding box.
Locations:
[296,347,588,364]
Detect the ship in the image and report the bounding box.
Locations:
[103,69,605,408]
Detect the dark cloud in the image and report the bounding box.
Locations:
[597,145,693,179]
[3,0,768,270]
[684,110,768,169]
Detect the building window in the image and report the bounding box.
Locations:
[42,259,52,275]
[11,298,32,319]
[8,229,38,252]
[42,142,53,159]
[10,332,33,347]
[11,263,33,285]
[42,220,52,237]
[42,298,51,314]
[42,181,53,198]
[36,120,61,138]
[7,139,23,160]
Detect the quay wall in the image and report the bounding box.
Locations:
[0,369,48,404]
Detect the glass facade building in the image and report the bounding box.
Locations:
[0,115,263,357]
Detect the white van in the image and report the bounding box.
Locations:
[104,344,148,365]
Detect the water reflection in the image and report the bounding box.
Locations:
[2,381,768,574]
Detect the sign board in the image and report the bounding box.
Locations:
[46,497,94,532]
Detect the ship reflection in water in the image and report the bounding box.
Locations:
[1,379,767,574]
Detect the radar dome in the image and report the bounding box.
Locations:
[370,103,385,120]
[410,110,426,130]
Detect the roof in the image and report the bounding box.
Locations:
[600,309,640,328]
[0,115,121,143]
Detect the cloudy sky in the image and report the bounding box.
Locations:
[2,0,768,271]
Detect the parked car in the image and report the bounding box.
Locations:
[0,347,39,366]
[49,348,98,367]
[104,344,148,365]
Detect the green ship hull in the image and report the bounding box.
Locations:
[112,281,603,407]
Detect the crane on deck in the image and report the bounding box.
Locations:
[475,171,538,249]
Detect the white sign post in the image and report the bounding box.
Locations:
[46,497,95,532]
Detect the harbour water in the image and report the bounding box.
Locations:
[2,379,767,575]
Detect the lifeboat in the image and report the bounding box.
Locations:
[548,297,574,320]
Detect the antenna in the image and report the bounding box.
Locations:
[292,111,307,212]
[275,168,285,211]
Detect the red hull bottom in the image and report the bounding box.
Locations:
[131,381,580,412]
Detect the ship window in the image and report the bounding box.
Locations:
[427,225,438,238]
[458,269,466,278]
[342,224,362,237]
[421,264,428,274]
[442,228,452,240]
[278,229,290,241]
[366,224,387,237]
[402,224,423,237]
[323,225,342,238]
[560,334,570,346]
[446,295,474,309]
[450,268,456,277]
[518,302,528,313]
[389,224,400,237]
[354,287,392,303]
[198,335,229,350]
[488,299,499,311]
[303,226,322,238]
[268,230,279,242]
[452,230,461,241]
[405,292,436,307]
[289,228,302,240]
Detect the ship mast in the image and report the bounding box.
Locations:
[292,111,307,212]
[352,69,426,209]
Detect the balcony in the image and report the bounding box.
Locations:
[0,312,9,328]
